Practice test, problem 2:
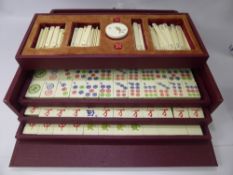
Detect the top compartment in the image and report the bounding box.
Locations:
[16,10,208,69]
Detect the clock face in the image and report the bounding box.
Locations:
[105,22,128,39]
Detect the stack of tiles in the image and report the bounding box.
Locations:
[149,23,191,50]
[23,123,203,136]
[132,22,146,51]
[24,106,205,119]
[25,69,200,99]
[35,26,64,49]
[70,25,100,47]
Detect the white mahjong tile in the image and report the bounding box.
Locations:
[186,125,203,135]
[113,81,128,98]
[99,69,114,80]
[141,81,158,98]
[32,70,48,81]
[37,124,55,135]
[86,69,101,81]
[128,124,143,135]
[52,107,71,117]
[83,124,99,135]
[72,69,88,80]
[188,107,205,118]
[179,69,195,81]
[140,69,156,81]
[153,69,167,80]
[142,125,160,135]
[58,69,75,80]
[166,69,182,81]
[53,124,71,135]
[183,81,201,98]
[167,81,187,98]
[70,80,86,98]
[128,81,142,98]
[157,125,187,135]
[46,70,60,81]
[24,106,41,116]
[173,107,189,118]
[113,108,128,118]
[38,107,67,117]
[113,69,128,81]
[155,81,171,98]
[127,69,141,80]
[84,81,99,98]
[125,108,144,118]
[65,107,87,117]
[97,108,114,118]
[23,123,40,134]
[40,80,58,98]
[54,80,72,98]
[98,124,114,135]
[156,107,173,118]
[99,81,114,98]
[110,124,131,135]
[25,80,44,98]
[143,108,160,118]
[83,107,99,117]
[68,124,84,135]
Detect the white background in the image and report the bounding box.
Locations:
[0,0,233,174]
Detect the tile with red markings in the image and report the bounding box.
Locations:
[70,81,99,98]
[188,107,204,118]
[113,69,128,81]
[97,108,114,118]
[99,69,114,80]
[153,69,167,80]
[54,80,72,98]
[69,124,84,135]
[113,81,128,98]
[183,81,201,98]
[179,69,195,81]
[144,108,160,118]
[23,123,41,134]
[173,107,189,118]
[99,81,114,98]
[156,81,171,98]
[140,69,156,80]
[125,108,144,118]
[65,107,87,117]
[24,106,41,116]
[38,107,58,117]
[127,69,141,80]
[141,81,158,98]
[58,69,75,80]
[46,70,60,81]
[53,124,72,135]
[168,81,186,98]
[40,80,58,98]
[86,69,101,81]
[128,81,142,98]
[73,70,87,80]
[37,124,55,135]
[113,108,128,118]
[156,107,173,118]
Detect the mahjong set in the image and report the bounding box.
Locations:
[4,9,223,167]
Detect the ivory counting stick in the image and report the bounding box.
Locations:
[87,28,94,47]
[158,24,170,50]
[152,23,167,50]
[81,25,92,46]
[175,25,185,50]
[40,27,49,48]
[138,23,145,50]
[50,26,60,48]
[133,22,141,50]
[170,24,181,50]
[149,26,160,50]
[45,26,55,48]
[92,28,97,46]
[56,29,64,48]
[74,28,83,47]
[96,29,100,46]
[180,29,191,50]
[162,23,175,50]
[35,29,44,49]
[71,28,78,47]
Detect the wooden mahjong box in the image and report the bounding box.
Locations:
[4,9,223,167]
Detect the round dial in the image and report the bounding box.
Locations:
[105,22,128,39]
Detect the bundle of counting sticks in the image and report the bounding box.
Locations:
[23,123,203,136]
[35,26,64,49]
[70,25,100,47]
[149,23,191,50]
[132,22,146,51]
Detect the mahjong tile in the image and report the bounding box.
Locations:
[46,70,60,81]
[70,80,86,98]
[156,107,173,118]
[141,81,158,98]
[25,80,44,98]
[37,123,55,135]
[173,107,189,118]
[73,69,87,80]
[179,69,195,81]
[99,81,114,98]
[54,80,72,98]
[99,69,113,80]
[168,81,186,98]
[98,124,114,135]
[53,124,72,135]
[40,80,58,98]
[114,108,128,118]
[140,69,156,80]
[166,69,182,81]
[23,123,40,134]
[38,107,57,117]
[83,124,99,135]
[125,108,144,118]
[142,125,159,135]
[144,108,160,118]
[127,69,141,80]
[97,108,114,118]
[86,69,101,81]
[53,107,70,117]
[156,81,170,98]
[188,107,204,118]
[157,125,187,135]
[113,81,128,98]
[58,69,75,80]
[113,69,128,80]
[32,70,48,81]
[183,81,201,98]
[84,107,99,117]
[128,81,142,98]
[24,106,41,116]
[154,69,167,80]
[68,124,84,135]
[84,82,99,98]
[65,107,87,117]
[111,124,130,135]
[186,125,203,135]
[128,124,143,135]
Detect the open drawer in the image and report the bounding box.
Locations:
[9,122,217,167]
